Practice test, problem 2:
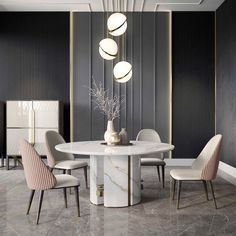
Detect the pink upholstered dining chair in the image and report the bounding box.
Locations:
[19,139,81,224]
[170,134,223,209]
[45,131,88,188]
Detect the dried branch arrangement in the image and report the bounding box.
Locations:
[89,79,125,121]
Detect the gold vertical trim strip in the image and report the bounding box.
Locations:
[153,12,156,130]
[169,11,172,158]
[214,11,217,135]
[128,155,131,206]
[70,12,74,142]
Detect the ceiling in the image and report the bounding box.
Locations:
[0,0,225,12]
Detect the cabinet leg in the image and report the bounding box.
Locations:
[6,155,9,170]
[14,157,17,167]
[1,154,4,167]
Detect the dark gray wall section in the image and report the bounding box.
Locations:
[216,0,236,167]
[0,12,70,143]
[73,12,171,142]
[172,12,215,158]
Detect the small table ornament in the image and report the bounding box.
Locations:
[119,128,129,145]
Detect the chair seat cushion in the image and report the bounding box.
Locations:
[141,158,166,166]
[54,174,80,189]
[170,168,201,180]
[54,160,88,170]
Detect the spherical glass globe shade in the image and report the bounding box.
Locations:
[107,13,127,36]
[113,61,132,83]
[99,38,118,60]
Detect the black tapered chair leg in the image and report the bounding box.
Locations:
[156,166,161,182]
[177,180,182,209]
[74,186,80,217]
[84,166,88,189]
[172,178,176,200]
[202,180,209,201]
[63,188,67,208]
[209,181,217,209]
[36,190,44,224]
[26,190,35,214]
[67,170,72,194]
[161,165,165,188]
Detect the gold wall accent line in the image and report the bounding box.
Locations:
[128,155,131,206]
[214,11,217,135]
[156,0,204,5]
[169,11,172,158]
[70,11,74,142]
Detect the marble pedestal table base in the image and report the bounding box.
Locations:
[90,155,141,207]
[55,140,174,208]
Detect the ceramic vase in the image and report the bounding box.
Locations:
[104,120,115,145]
[110,132,121,145]
[119,128,129,145]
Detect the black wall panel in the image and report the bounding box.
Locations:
[72,12,171,143]
[0,12,70,144]
[172,12,215,158]
[216,0,236,167]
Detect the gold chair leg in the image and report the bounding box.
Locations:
[209,181,217,209]
[177,180,182,209]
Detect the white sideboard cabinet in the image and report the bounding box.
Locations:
[7,101,63,156]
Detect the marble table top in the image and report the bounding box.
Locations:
[55,140,174,156]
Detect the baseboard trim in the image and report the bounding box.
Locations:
[70,158,236,185]
[218,161,236,185]
[165,158,194,166]
[5,157,236,185]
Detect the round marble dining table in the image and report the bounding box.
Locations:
[56,140,174,208]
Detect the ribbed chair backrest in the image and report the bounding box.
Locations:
[19,139,56,190]
[136,129,163,159]
[45,130,74,168]
[192,134,223,180]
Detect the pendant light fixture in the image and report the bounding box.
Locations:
[113,61,132,83]
[112,0,132,83]
[98,0,132,83]
[107,13,127,36]
[99,38,118,60]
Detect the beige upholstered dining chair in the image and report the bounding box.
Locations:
[170,134,223,209]
[19,139,81,224]
[136,129,166,188]
[45,131,88,188]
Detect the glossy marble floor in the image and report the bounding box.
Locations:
[0,165,236,236]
